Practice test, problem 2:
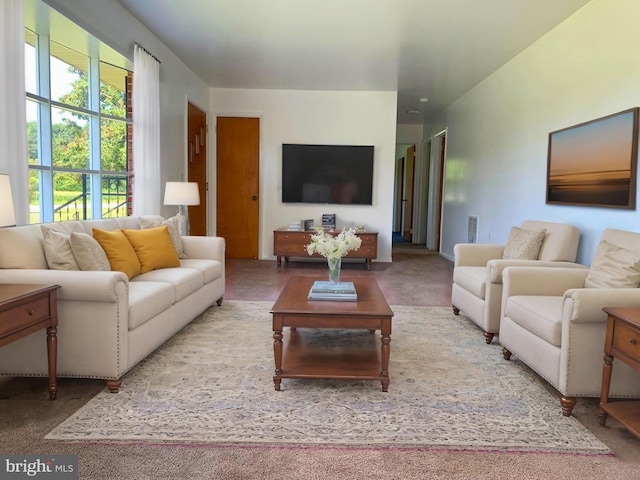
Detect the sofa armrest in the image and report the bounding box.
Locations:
[0,269,128,302]
[181,235,225,262]
[563,288,640,324]
[454,243,505,267]
[488,259,587,284]
[502,267,589,297]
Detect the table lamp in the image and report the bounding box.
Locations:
[163,181,200,235]
[0,173,16,227]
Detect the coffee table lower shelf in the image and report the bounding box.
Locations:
[274,328,386,388]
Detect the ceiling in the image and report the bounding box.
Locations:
[116,0,591,125]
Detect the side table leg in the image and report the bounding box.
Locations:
[599,353,614,426]
[380,332,391,392]
[273,329,283,391]
[46,325,58,400]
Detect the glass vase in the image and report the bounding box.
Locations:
[327,257,342,283]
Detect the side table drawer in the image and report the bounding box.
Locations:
[274,232,312,243]
[359,235,377,246]
[613,321,640,359]
[275,244,311,255]
[0,296,51,337]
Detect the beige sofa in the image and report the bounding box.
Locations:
[0,215,225,393]
[452,220,583,344]
[500,228,640,416]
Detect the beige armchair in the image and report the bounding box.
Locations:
[500,228,640,416]
[452,220,582,344]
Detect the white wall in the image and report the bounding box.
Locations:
[441,0,640,265]
[43,0,210,219]
[396,124,423,145]
[210,88,397,262]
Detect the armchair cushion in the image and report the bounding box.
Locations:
[504,295,563,346]
[502,227,546,260]
[453,266,487,299]
[584,240,640,289]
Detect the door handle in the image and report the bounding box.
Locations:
[252,196,257,201]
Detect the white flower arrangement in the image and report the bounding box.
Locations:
[306,227,362,260]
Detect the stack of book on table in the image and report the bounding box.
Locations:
[308,281,357,301]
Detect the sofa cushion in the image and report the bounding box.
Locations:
[128,281,176,330]
[504,295,563,347]
[69,232,111,271]
[139,215,186,258]
[92,228,141,279]
[123,226,180,274]
[585,240,640,289]
[453,266,486,299]
[41,225,80,270]
[132,267,203,301]
[502,227,546,260]
[179,259,223,284]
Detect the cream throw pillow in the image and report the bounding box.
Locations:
[585,240,640,288]
[139,215,186,258]
[41,225,79,270]
[69,232,110,271]
[502,227,546,260]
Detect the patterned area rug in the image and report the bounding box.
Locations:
[47,301,611,454]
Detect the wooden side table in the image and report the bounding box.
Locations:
[599,306,640,438]
[0,284,61,400]
[273,229,378,270]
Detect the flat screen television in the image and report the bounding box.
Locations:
[281,144,374,205]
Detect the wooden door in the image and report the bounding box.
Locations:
[216,117,260,258]
[187,103,207,236]
[394,157,404,233]
[402,145,415,242]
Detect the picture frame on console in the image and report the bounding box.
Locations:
[546,107,639,209]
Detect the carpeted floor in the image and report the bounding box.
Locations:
[47,301,610,455]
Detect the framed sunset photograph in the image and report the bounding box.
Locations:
[546,107,639,209]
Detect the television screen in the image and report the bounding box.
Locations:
[281,144,374,205]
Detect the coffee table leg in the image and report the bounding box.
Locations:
[380,332,390,392]
[273,329,283,391]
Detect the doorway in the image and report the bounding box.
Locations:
[215,116,260,259]
[187,102,207,236]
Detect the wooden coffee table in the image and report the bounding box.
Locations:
[270,276,394,392]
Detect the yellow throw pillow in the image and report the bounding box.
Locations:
[92,228,141,279]
[122,226,181,274]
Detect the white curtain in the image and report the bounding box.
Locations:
[132,44,161,216]
[0,0,28,225]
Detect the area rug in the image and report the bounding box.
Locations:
[46,301,611,454]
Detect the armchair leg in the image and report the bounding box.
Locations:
[216,296,223,306]
[560,397,576,417]
[483,332,494,344]
[502,347,512,360]
[452,306,460,315]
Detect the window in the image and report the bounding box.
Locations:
[25,8,132,224]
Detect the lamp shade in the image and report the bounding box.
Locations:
[0,173,16,227]
[163,182,200,206]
